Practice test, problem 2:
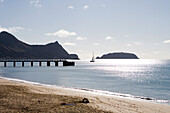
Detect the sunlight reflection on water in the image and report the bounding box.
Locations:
[86,59,163,82]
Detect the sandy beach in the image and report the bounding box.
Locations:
[0,78,170,113]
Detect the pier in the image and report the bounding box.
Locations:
[0,59,75,67]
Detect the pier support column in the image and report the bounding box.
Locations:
[39,61,42,66]
[47,61,50,66]
[13,61,16,67]
[22,61,24,67]
[31,61,33,67]
[72,62,75,66]
[4,61,7,67]
[63,61,75,66]
[55,61,58,66]
[63,61,71,66]
[63,61,67,66]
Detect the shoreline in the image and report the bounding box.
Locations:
[1,76,169,105]
[0,78,170,113]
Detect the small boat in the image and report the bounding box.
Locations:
[90,52,95,62]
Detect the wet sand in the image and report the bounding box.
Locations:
[0,78,170,113]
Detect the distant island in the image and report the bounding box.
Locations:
[96,52,139,59]
[0,31,79,59]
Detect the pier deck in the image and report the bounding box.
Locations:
[0,59,75,67]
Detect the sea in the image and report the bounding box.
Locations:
[0,59,170,105]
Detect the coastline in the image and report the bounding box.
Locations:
[0,78,170,113]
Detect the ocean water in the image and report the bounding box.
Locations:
[0,59,170,104]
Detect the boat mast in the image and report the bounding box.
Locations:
[92,52,94,60]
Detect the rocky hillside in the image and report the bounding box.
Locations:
[0,31,79,59]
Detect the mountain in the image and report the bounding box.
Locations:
[96,52,139,59]
[0,31,79,59]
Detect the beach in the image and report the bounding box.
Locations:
[0,78,170,113]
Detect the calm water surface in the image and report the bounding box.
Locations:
[0,59,170,104]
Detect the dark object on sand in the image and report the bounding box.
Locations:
[61,103,76,105]
[61,98,90,105]
[82,98,89,103]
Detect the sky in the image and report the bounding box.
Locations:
[0,0,170,59]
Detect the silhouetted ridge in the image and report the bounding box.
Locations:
[0,31,22,44]
[96,52,139,59]
[0,31,79,59]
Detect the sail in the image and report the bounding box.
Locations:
[90,52,95,62]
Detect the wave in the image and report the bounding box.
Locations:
[0,76,170,105]
[72,87,170,104]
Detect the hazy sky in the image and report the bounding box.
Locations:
[0,0,170,59]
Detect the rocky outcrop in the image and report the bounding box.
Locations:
[96,52,139,59]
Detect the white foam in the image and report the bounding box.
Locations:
[0,76,169,105]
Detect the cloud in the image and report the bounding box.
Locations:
[163,40,170,44]
[126,42,140,47]
[0,26,24,33]
[154,51,159,54]
[124,34,130,38]
[93,43,100,46]
[133,42,140,46]
[63,42,76,46]
[105,36,112,40]
[68,6,74,9]
[77,36,87,40]
[126,44,132,47]
[83,5,89,9]
[0,0,4,2]
[154,43,160,45]
[30,0,42,7]
[45,29,77,37]
[102,4,106,7]
[154,43,160,46]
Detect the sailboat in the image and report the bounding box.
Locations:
[90,52,95,62]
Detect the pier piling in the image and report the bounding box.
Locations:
[22,61,24,67]
[4,61,7,67]
[47,61,50,66]
[39,61,42,66]
[55,61,58,66]
[31,61,33,67]
[13,61,16,67]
